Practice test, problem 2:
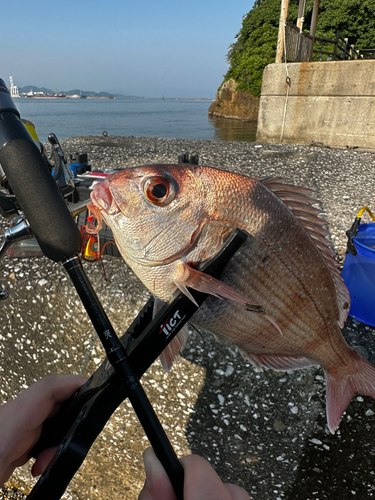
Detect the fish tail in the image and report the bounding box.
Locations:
[324,350,375,433]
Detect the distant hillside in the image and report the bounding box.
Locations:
[63,89,124,97]
[18,85,128,98]
[19,85,56,95]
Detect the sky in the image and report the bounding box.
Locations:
[3,0,255,98]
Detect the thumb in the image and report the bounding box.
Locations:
[31,447,58,477]
[138,447,177,500]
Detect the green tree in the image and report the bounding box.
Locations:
[313,0,375,48]
[225,0,282,97]
[224,0,375,97]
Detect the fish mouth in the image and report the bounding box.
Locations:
[90,180,120,215]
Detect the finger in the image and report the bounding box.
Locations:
[138,447,177,500]
[0,375,87,467]
[23,374,87,407]
[180,454,234,500]
[31,447,58,477]
[138,449,251,500]
[224,483,251,500]
[11,375,87,429]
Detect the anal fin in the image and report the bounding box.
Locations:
[241,351,316,371]
[159,326,189,372]
[152,297,189,372]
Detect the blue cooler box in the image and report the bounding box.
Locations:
[342,223,375,327]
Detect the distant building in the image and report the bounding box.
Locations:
[9,77,19,98]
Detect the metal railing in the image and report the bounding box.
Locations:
[314,31,362,61]
[359,48,375,59]
[284,23,370,62]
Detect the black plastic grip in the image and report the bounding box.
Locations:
[0,78,81,261]
[0,132,81,262]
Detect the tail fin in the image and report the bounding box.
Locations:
[324,350,375,433]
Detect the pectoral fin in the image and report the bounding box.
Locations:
[174,263,282,334]
[174,262,248,305]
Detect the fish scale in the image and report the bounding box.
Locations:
[199,177,339,338]
[89,164,375,432]
[192,237,334,356]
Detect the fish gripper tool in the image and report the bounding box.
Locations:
[0,75,249,500]
[27,228,248,500]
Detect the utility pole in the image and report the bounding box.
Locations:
[276,0,290,63]
[310,0,320,37]
[309,0,320,60]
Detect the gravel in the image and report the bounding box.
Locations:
[1,135,375,499]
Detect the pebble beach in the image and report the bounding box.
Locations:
[1,135,375,499]
[62,135,375,256]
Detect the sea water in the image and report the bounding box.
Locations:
[14,97,257,143]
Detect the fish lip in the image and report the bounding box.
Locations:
[90,182,120,215]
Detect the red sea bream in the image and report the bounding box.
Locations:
[88,164,375,432]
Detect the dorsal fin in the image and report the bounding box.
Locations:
[259,177,350,326]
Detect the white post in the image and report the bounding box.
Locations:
[297,0,307,31]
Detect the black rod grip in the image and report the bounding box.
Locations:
[0,137,81,261]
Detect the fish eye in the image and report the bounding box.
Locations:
[151,183,167,199]
[143,176,176,206]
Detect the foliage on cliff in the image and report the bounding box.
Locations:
[314,0,375,48]
[225,0,375,98]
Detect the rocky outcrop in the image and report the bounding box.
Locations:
[208,78,259,121]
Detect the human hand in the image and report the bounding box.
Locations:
[138,447,251,500]
[0,374,86,487]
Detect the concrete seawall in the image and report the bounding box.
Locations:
[257,60,375,149]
